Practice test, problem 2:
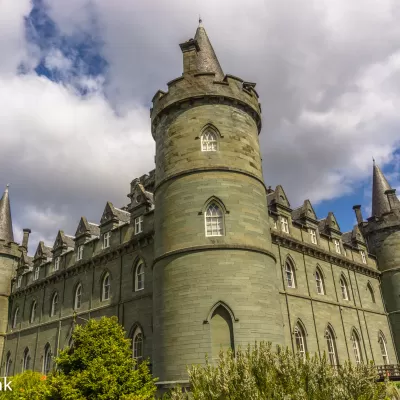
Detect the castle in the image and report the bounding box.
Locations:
[1,22,400,388]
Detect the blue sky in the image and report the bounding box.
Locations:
[1,0,400,252]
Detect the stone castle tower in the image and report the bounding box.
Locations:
[354,161,400,354]
[150,21,285,381]
[0,187,21,361]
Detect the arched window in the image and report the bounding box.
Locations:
[12,307,19,329]
[23,348,31,372]
[102,272,111,301]
[43,344,52,375]
[315,267,325,295]
[378,332,389,365]
[5,352,12,377]
[367,283,376,303]
[201,129,218,152]
[205,203,224,237]
[325,326,338,366]
[51,293,58,317]
[74,283,82,309]
[30,301,37,323]
[285,260,296,288]
[135,262,144,291]
[340,276,349,300]
[210,305,234,361]
[294,323,307,359]
[351,330,362,364]
[132,327,143,363]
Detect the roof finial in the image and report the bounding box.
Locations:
[199,15,203,26]
[372,157,375,164]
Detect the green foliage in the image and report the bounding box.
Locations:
[166,342,400,400]
[45,316,157,400]
[0,370,50,400]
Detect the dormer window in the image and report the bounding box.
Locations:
[309,229,317,244]
[17,276,22,288]
[77,245,84,261]
[281,216,289,234]
[360,251,367,264]
[134,216,143,235]
[54,257,60,271]
[103,232,111,249]
[333,239,341,254]
[34,267,39,281]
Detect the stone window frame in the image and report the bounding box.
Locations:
[325,324,338,366]
[339,274,349,301]
[74,283,82,310]
[378,331,389,365]
[43,343,52,375]
[200,124,221,152]
[333,239,341,254]
[54,256,60,271]
[134,215,144,235]
[294,320,307,359]
[315,266,325,295]
[309,228,318,245]
[33,266,39,281]
[30,300,37,324]
[101,271,111,301]
[76,245,84,261]
[132,326,144,364]
[103,231,111,249]
[350,328,363,364]
[284,257,296,289]
[12,307,19,329]
[134,261,145,292]
[280,216,290,234]
[367,282,376,304]
[22,347,31,372]
[5,352,12,377]
[50,292,58,317]
[17,275,22,288]
[360,250,367,264]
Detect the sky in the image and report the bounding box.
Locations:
[1,0,400,254]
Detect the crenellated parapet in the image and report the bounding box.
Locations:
[0,239,21,261]
[150,73,262,138]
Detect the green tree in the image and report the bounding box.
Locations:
[45,316,157,400]
[166,342,399,400]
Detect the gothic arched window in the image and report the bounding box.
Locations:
[12,307,19,329]
[51,293,58,317]
[340,276,349,300]
[74,283,82,310]
[132,327,143,363]
[285,259,296,289]
[294,323,307,359]
[205,203,224,237]
[210,305,234,362]
[351,329,362,364]
[315,267,325,295]
[378,332,389,365]
[30,301,37,324]
[325,326,338,366]
[23,348,31,372]
[43,344,52,375]
[5,352,12,377]
[367,282,376,303]
[102,272,111,301]
[135,262,144,291]
[201,129,218,152]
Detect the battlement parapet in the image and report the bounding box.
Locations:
[150,73,262,138]
[364,210,400,234]
[0,240,21,258]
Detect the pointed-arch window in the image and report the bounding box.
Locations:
[351,330,362,364]
[378,332,389,365]
[201,129,218,152]
[325,326,338,366]
[102,273,111,301]
[285,260,296,288]
[135,261,144,291]
[74,284,82,309]
[315,268,324,295]
[12,307,19,329]
[132,327,143,363]
[210,305,234,361]
[43,344,52,375]
[23,348,31,372]
[367,283,376,303]
[51,293,58,317]
[340,276,349,300]
[30,301,37,323]
[294,324,306,359]
[5,352,12,377]
[34,267,39,281]
[205,203,224,237]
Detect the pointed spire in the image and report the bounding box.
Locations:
[0,184,14,243]
[194,22,224,80]
[372,162,394,217]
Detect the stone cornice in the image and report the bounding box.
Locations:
[272,231,380,278]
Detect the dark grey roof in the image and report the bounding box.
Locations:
[114,207,130,223]
[291,206,303,221]
[194,22,224,80]
[372,162,392,217]
[88,222,100,236]
[341,231,352,244]
[0,185,14,243]
[64,235,75,248]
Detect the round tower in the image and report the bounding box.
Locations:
[356,162,400,359]
[151,23,285,383]
[0,186,21,365]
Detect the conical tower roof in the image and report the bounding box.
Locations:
[0,185,14,243]
[371,161,397,217]
[194,20,224,80]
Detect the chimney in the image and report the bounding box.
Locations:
[352,205,363,224]
[21,228,31,250]
[385,189,397,211]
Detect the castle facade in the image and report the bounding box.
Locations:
[1,23,400,387]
